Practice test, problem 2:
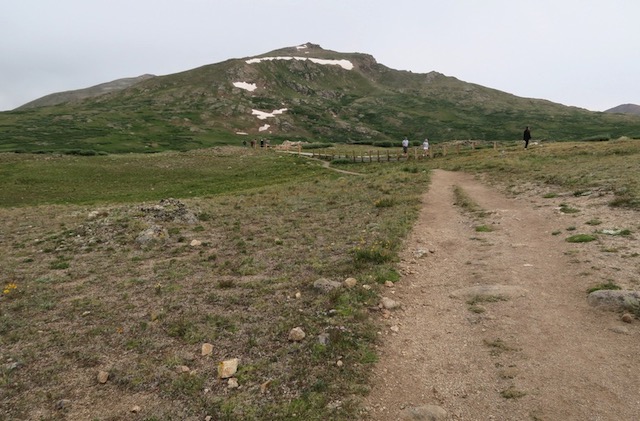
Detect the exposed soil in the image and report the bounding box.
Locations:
[363,169,640,420]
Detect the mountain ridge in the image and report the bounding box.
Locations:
[2,43,640,153]
[16,74,156,110]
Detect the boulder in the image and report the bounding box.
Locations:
[587,290,640,312]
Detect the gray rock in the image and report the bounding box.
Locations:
[587,290,640,312]
[400,404,448,420]
[313,278,341,293]
[140,198,198,224]
[381,297,401,310]
[318,333,330,346]
[135,224,168,245]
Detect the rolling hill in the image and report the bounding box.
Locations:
[605,103,640,116]
[15,74,156,110]
[2,43,640,154]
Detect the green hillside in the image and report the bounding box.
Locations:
[2,43,640,154]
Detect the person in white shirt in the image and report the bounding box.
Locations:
[422,138,430,157]
[402,137,409,154]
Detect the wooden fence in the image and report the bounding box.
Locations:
[299,141,500,162]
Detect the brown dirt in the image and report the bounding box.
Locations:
[363,169,640,420]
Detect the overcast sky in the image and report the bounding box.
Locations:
[2,0,638,112]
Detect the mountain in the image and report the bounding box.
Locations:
[15,74,156,110]
[605,104,640,116]
[2,43,640,154]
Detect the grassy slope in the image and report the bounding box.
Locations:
[427,139,640,209]
[0,148,428,420]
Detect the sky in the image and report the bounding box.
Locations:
[2,0,639,112]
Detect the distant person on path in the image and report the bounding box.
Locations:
[422,138,430,157]
[402,137,409,155]
[523,126,532,149]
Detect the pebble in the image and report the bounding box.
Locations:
[344,277,358,288]
[218,358,239,379]
[381,297,401,310]
[97,370,109,384]
[175,365,190,374]
[202,343,213,356]
[288,327,306,342]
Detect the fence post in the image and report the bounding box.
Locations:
[493,141,497,150]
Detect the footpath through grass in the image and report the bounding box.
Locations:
[0,147,429,420]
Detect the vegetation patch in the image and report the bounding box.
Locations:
[559,203,580,214]
[566,234,597,243]
[586,281,622,294]
[500,387,527,399]
[453,185,486,217]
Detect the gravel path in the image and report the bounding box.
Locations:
[362,169,639,421]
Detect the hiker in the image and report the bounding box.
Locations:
[422,138,430,157]
[402,137,409,155]
[523,126,531,149]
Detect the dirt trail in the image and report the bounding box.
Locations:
[363,169,639,421]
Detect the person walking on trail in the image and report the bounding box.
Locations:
[402,137,409,155]
[523,126,532,149]
[422,138,430,157]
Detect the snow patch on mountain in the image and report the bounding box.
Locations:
[246,56,353,70]
[233,82,257,92]
[252,108,288,120]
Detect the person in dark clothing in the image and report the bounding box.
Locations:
[523,126,532,149]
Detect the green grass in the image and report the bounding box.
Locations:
[586,281,622,294]
[566,234,598,243]
[0,148,325,207]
